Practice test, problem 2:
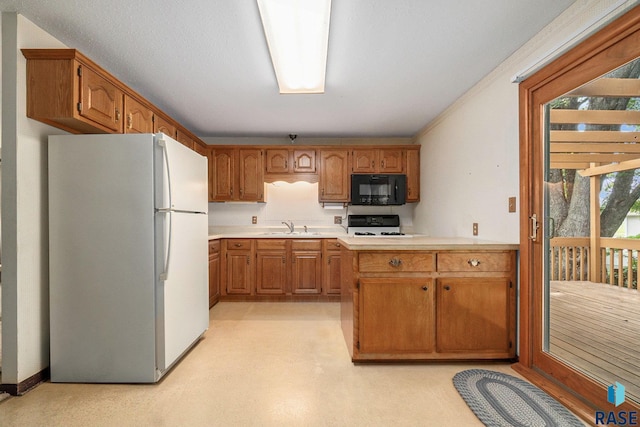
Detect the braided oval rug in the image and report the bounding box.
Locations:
[453,369,585,427]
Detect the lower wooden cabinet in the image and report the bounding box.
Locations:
[323,239,342,295]
[343,248,517,362]
[256,240,288,295]
[223,239,254,295]
[219,238,339,299]
[291,240,322,294]
[209,240,220,308]
[436,277,512,354]
[359,277,434,354]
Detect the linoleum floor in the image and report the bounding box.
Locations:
[0,302,526,426]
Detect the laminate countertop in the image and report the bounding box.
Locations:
[336,236,518,251]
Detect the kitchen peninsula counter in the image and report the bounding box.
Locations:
[337,236,518,251]
[339,236,518,363]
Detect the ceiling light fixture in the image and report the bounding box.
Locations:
[257,0,331,94]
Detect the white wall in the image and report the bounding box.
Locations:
[1,13,69,385]
[208,181,415,229]
[413,0,639,242]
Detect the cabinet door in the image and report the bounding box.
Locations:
[124,95,153,134]
[291,251,322,294]
[225,251,253,295]
[79,64,124,132]
[176,129,195,150]
[359,277,434,354]
[324,251,342,295]
[351,149,377,173]
[405,147,420,202]
[239,149,264,201]
[436,277,513,355]
[211,149,235,201]
[265,149,290,173]
[256,251,287,294]
[154,115,177,138]
[319,150,350,202]
[194,142,208,157]
[209,241,221,308]
[379,149,404,173]
[293,149,316,173]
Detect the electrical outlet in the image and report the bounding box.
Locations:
[473,223,478,236]
[252,216,258,224]
[334,216,342,225]
[508,197,517,213]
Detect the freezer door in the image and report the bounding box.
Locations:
[155,133,208,213]
[156,211,209,372]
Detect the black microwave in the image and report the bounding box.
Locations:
[350,174,407,205]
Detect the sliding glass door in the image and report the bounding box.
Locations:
[518,6,640,413]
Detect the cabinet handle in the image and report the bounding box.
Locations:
[371,160,374,168]
[467,259,481,267]
[247,256,250,265]
[127,113,132,129]
[115,108,121,122]
[421,286,428,291]
[334,243,341,248]
[381,160,385,168]
[294,160,297,168]
[234,243,243,248]
[388,258,402,267]
[282,256,286,263]
[285,160,288,168]
[444,285,451,291]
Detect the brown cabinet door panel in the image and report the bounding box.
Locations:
[124,95,153,134]
[291,251,322,294]
[405,148,420,202]
[436,277,512,353]
[79,65,123,132]
[351,149,377,173]
[319,150,350,202]
[324,252,342,295]
[239,149,264,201]
[265,149,290,173]
[212,149,235,201]
[155,115,177,138]
[226,252,253,295]
[359,277,435,353]
[256,252,287,294]
[378,149,404,173]
[293,149,316,173]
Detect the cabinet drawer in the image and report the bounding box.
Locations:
[358,252,435,273]
[209,239,220,253]
[323,239,342,251]
[437,251,512,272]
[291,240,322,251]
[225,239,252,250]
[256,239,287,250]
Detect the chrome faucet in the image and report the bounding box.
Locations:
[282,220,294,233]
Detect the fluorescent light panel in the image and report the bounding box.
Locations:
[257,0,331,94]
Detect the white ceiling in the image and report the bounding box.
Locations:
[0,0,576,138]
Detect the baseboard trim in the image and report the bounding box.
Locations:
[0,367,50,395]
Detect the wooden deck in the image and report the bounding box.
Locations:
[549,280,640,403]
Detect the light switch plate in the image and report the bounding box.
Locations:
[473,223,478,236]
[252,216,258,224]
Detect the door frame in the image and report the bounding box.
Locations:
[516,5,640,417]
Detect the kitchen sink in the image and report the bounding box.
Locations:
[261,231,320,236]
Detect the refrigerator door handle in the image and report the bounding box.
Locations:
[157,137,173,209]
[158,209,172,281]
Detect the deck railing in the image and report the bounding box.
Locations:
[549,237,640,290]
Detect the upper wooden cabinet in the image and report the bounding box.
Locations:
[405,147,420,202]
[124,95,153,134]
[176,129,196,150]
[22,48,207,150]
[319,149,350,202]
[265,149,317,175]
[154,114,177,138]
[210,148,264,202]
[23,49,123,133]
[352,148,404,173]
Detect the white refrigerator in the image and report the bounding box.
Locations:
[48,133,209,383]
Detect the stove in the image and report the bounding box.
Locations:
[347,214,411,237]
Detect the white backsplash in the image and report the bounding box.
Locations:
[208,181,415,230]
